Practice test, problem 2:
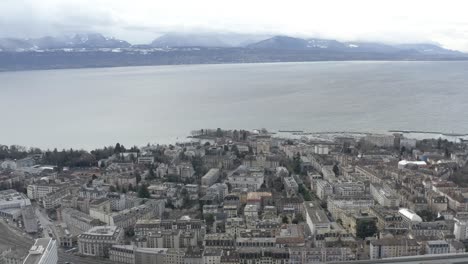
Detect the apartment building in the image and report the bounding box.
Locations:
[78,226,123,258]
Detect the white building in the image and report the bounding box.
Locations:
[321,166,336,181]
[399,208,423,225]
[454,216,468,240]
[398,160,427,169]
[27,185,61,200]
[333,182,366,197]
[314,145,330,155]
[227,166,264,192]
[0,189,31,220]
[283,177,299,197]
[304,201,331,236]
[23,238,58,264]
[315,180,333,200]
[370,183,400,207]
[244,204,259,226]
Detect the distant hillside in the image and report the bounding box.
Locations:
[0,33,130,51]
[151,33,270,48]
[247,36,310,50]
[0,32,467,71]
[247,35,462,56]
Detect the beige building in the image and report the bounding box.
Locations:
[61,207,103,235]
[78,226,123,258]
[370,238,420,260]
[134,248,168,264]
[109,245,135,264]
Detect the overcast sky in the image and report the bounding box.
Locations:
[1,0,468,51]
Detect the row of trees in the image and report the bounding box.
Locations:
[0,142,143,168]
[0,145,41,160]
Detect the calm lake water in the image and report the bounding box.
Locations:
[1,61,468,149]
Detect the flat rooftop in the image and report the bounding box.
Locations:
[304,201,330,224]
[23,238,53,264]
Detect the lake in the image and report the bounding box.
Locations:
[1,61,468,149]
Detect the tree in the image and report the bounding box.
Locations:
[356,220,377,239]
[165,199,175,209]
[109,185,116,192]
[114,143,122,154]
[216,128,223,137]
[292,214,304,224]
[137,184,150,198]
[293,152,301,174]
[417,210,435,222]
[298,184,312,201]
[282,215,289,224]
[147,165,156,180]
[181,188,190,208]
[205,214,215,226]
[192,156,206,176]
[135,172,142,184]
[231,145,240,157]
[333,164,339,176]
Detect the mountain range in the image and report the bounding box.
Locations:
[0,33,463,56]
[0,33,131,51]
[0,33,466,71]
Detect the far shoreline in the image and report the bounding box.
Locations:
[1,58,468,74]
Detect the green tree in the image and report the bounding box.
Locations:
[205,214,215,226]
[114,143,122,154]
[356,220,377,239]
[333,164,339,176]
[181,188,190,208]
[292,214,304,224]
[417,210,435,222]
[216,128,223,137]
[282,215,289,224]
[298,184,312,201]
[135,172,142,184]
[293,152,301,174]
[191,156,206,176]
[137,184,150,198]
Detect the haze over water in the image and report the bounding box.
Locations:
[1,61,468,149]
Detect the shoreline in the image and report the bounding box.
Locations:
[1,58,468,74]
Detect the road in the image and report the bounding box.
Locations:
[35,207,53,238]
[58,249,115,264]
[328,253,468,264]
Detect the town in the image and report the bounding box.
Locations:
[1,128,468,264]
